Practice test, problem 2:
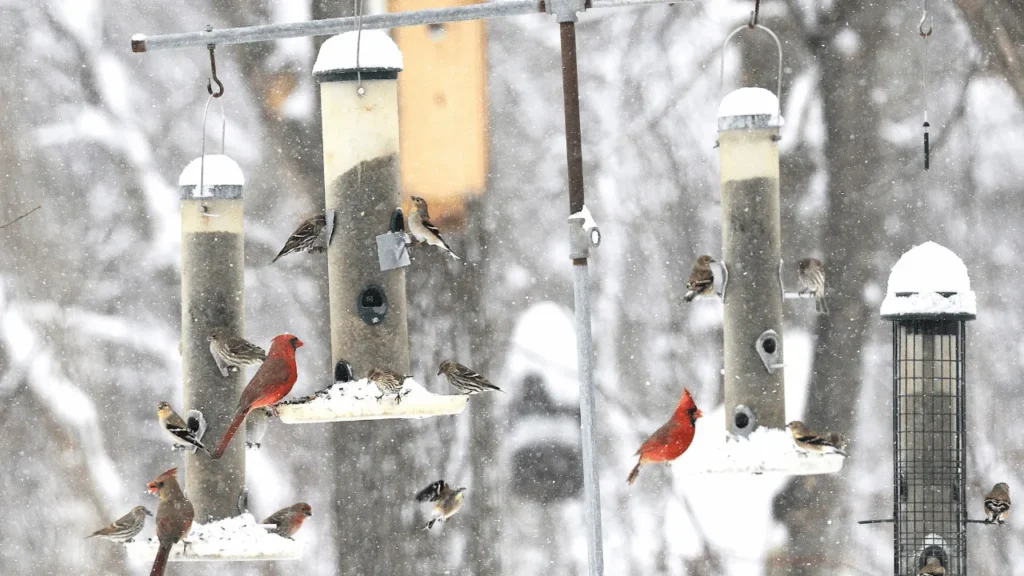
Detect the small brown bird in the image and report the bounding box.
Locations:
[918,556,945,575]
[148,468,194,576]
[415,480,466,529]
[438,360,502,395]
[797,258,829,315]
[787,421,848,457]
[208,328,267,378]
[984,482,1011,524]
[272,214,327,263]
[246,406,274,450]
[86,505,152,543]
[408,196,460,260]
[684,255,715,302]
[157,401,210,456]
[262,503,313,539]
[368,367,409,403]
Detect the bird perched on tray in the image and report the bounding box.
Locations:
[787,421,848,457]
[214,334,303,459]
[208,328,267,378]
[408,196,460,260]
[984,482,1011,524]
[415,480,466,529]
[157,401,210,456]
[148,468,194,576]
[262,503,313,539]
[246,407,274,450]
[628,387,703,485]
[272,214,327,263]
[797,257,829,315]
[683,255,716,302]
[438,360,502,395]
[368,367,410,403]
[85,505,152,543]
[918,556,945,575]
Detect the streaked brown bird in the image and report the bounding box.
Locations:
[438,360,502,395]
[148,468,194,576]
[918,556,945,575]
[246,406,274,450]
[797,257,829,315]
[787,421,848,457]
[262,503,313,539]
[368,367,409,403]
[86,505,152,543]
[272,214,327,263]
[684,255,715,302]
[408,196,460,260]
[415,480,466,529]
[984,482,1011,524]
[208,328,267,378]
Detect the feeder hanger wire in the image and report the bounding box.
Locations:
[354,0,365,96]
[748,0,760,28]
[919,0,932,170]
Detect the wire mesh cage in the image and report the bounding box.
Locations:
[892,318,968,576]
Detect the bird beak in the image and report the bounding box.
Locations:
[144,509,154,517]
[696,409,704,419]
[146,484,158,495]
[295,339,304,348]
[437,368,443,376]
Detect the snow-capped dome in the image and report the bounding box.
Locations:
[880,241,976,319]
[717,87,784,130]
[178,155,244,187]
[314,30,403,75]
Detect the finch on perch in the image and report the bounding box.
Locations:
[797,257,829,315]
[272,214,327,263]
[157,401,210,456]
[246,406,274,450]
[628,387,703,485]
[214,334,303,459]
[683,255,715,302]
[148,468,194,576]
[262,503,313,539]
[787,421,848,457]
[85,505,152,543]
[438,360,502,395]
[984,482,1011,524]
[408,196,460,260]
[368,367,410,403]
[918,556,945,575]
[208,328,266,378]
[415,480,466,529]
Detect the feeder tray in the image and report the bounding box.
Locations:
[687,427,846,475]
[276,378,467,423]
[123,513,301,562]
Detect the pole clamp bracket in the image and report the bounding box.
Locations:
[546,0,585,23]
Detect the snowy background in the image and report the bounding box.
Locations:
[1,0,1023,575]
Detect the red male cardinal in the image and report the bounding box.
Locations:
[148,468,193,576]
[628,387,703,485]
[214,334,303,459]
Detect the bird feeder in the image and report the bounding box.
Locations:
[123,513,301,562]
[880,241,976,575]
[276,377,466,423]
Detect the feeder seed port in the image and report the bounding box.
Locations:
[733,404,756,435]
[356,285,388,325]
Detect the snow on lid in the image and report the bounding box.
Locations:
[123,513,301,561]
[313,30,403,74]
[276,378,467,423]
[717,87,779,118]
[178,155,245,187]
[568,205,597,230]
[880,241,976,318]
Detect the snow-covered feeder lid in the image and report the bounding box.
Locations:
[880,241,976,320]
[685,426,845,476]
[276,378,467,423]
[717,87,784,131]
[178,155,244,200]
[314,30,403,82]
[123,513,302,562]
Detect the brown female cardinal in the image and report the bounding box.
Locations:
[628,387,703,485]
[148,468,193,576]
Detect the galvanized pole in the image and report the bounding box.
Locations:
[178,154,247,521]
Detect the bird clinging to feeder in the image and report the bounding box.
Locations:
[438,360,503,395]
[918,556,945,575]
[85,505,152,543]
[984,482,1011,524]
[797,258,829,315]
[627,387,703,485]
[415,480,466,529]
[157,401,211,456]
[262,503,313,539]
[787,421,848,457]
[272,214,327,263]
[683,255,715,302]
[408,196,460,260]
[208,328,267,378]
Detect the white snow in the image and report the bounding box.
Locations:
[717,87,780,118]
[880,241,976,317]
[685,426,846,475]
[177,155,245,187]
[276,378,467,423]
[123,513,301,562]
[507,414,580,453]
[313,30,404,74]
[568,205,598,231]
[506,302,580,406]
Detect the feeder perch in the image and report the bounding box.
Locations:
[686,426,845,476]
[123,513,301,562]
[275,378,467,423]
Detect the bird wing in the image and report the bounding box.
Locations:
[416,480,448,503]
[238,358,294,409]
[226,338,267,361]
[165,417,204,446]
[419,216,456,251]
[985,498,1010,512]
[455,363,500,390]
[687,266,714,291]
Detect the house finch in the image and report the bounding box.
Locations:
[157,401,211,456]
[797,258,829,314]
[262,503,313,539]
[408,196,460,260]
[918,556,945,575]
[368,367,410,403]
[415,480,466,529]
[438,360,502,395]
[85,505,152,543]
[787,421,848,457]
[148,468,194,576]
[628,387,703,485]
[272,214,327,263]
[214,334,304,459]
[246,406,274,450]
[208,328,267,378]
[984,482,1011,524]
[683,255,715,302]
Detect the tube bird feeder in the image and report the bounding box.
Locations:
[881,241,976,576]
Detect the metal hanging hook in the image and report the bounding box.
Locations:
[719,23,784,115]
[748,0,761,28]
[919,11,933,37]
[205,28,225,98]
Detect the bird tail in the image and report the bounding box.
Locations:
[627,460,642,485]
[816,294,829,315]
[150,541,172,576]
[214,408,248,460]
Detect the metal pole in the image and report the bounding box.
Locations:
[559,20,604,576]
[178,155,246,521]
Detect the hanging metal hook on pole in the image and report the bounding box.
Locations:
[206,27,225,98]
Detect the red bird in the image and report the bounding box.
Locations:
[148,468,194,576]
[213,334,303,459]
[628,387,703,485]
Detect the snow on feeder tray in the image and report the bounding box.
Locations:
[275,377,467,423]
[123,513,301,562]
[684,424,845,476]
